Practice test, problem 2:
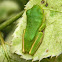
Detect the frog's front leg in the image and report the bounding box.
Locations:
[29,23,46,55]
[39,22,46,32]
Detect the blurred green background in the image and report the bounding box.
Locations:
[0,0,29,39]
[0,0,28,24]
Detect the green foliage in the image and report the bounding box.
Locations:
[0,1,19,23]
[0,0,62,62]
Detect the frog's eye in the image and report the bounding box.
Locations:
[45,3,48,7]
[41,0,45,4]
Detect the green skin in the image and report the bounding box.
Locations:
[22,5,46,55]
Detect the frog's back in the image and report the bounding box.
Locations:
[24,5,44,52]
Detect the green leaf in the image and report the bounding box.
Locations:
[6,0,62,61]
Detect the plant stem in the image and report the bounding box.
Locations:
[0,11,24,30]
[0,31,10,62]
[0,31,4,44]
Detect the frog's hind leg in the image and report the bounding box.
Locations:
[29,23,46,55]
[22,30,25,53]
[29,32,43,55]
